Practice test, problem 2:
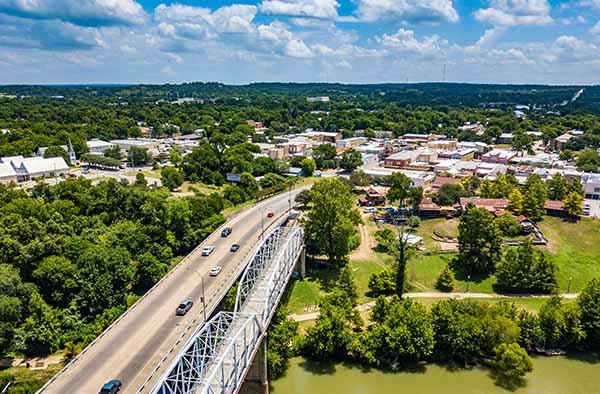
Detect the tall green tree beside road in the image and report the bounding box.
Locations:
[458,206,502,275]
[305,178,360,267]
[104,145,122,160]
[313,144,337,169]
[128,146,151,166]
[340,148,363,172]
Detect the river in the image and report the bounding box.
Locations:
[272,355,600,394]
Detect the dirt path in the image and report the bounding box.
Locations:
[350,221,378,262]
[289,292,580,322]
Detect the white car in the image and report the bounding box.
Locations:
[209,266,222,276]
[201,246,215,256]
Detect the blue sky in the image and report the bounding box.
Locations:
[1,0,600,84]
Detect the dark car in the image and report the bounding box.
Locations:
[230,244,240,252]
[221,227,232,237]
[176,300,193,316]
[99,380,122,394]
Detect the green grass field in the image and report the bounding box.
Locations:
[286,258,387,314]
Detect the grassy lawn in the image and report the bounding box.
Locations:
[0,363,63,393]
[124,169,161,178]
[286,258,388,314]
[538,216,600,292]
[179,181,223,195]
[407,297,575,313]
[415,218,459,251]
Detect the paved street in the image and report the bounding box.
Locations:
[40,189,303,394]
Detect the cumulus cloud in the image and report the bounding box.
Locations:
[0,13,103,50]
[285,39,315,57]
[591,20,600,34]
[260,0,339,19]
[378,28,447,57]
[0,0,146,26]
[354,0,459,23]
[474,0,553,26]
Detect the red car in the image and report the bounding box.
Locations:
[267,212,274,218]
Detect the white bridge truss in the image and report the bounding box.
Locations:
[151,226,304,394]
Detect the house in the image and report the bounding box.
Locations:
[384,151,420,169]
[517,215,535,233]
[498,133,514,144]
[431,176,461,193]
[363,167,435,189]
[418,198,442,219]
[360,153,379,169]
[459,197,508,216]
[21,157,69,180]
[549,133,573,151]
[363,188,386,206]
[544,200,568,217]
[0,161,17,184]
[285,167,304,177]
[306,96,330,102]
[482,149,516,164]
[301,130,341,144]
[582,173,600,200]
[110,139,158,152]
[87,139,116,155]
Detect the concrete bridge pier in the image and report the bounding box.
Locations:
[296,246,306,279]
[242,335,269,394]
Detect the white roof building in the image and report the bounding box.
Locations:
[87,139,116,154]
[0,162,17,183]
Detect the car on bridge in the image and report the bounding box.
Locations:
[176,300,193,316]
[230,244,240,252]
[99,379,122,394]
[201,245,215,256]
[209,266,222,276]
[221,227,232,237]
[266,211,274,218]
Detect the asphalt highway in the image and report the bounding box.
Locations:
[40,189,303,394]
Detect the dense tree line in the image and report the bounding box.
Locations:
[0,178,225,357]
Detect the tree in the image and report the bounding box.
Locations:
[511,131,533,156]
[300,157,316,176]
[340,149,363,172]
[134,172,147,188]
[223,185,248,205]
[294,189,311,208]
[32,256,78,307]
[433,183,467,206]
[492,343,533,380]
[495,241,558,294]
[305,178,361,266]
[169,148,183,167]
[435,265,455,292]
[547,173,567,201]
[349,170,371,186]
[17,293,61,355]
[576,148,600,172]
[538,296,585,348]
[161,166,184,191]
[507,188,523,215]
[522,174,547,221]
[104,145,122,160]
[578,278,600,350]
[43,145,70,165]
[350,297,434,367]
[128,146,151,166]
[312,144,337,169]
[267,306,299,379]
[496,213,521,237]
[259,173,285,189]
[135,252,165,291]
[563,191,583,217]
[458,206,503,275]
[367,270,395,296]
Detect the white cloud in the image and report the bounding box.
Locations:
[378,28,447,57]
[285,39,315,57]
[474,0,553,26]
[258,21,293,42]
[0,0,146,26]
[354,0,459,23]
[154,3,257,35]
[208,5,257,34]
[591,20,600,34]
[260,0,339,19]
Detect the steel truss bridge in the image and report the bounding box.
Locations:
[150,225,305,394]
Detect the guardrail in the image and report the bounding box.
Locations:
[36,189,298,394]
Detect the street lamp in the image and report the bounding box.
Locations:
[567,277,573,293]
[466,275,471,293]
[190,269,207,321]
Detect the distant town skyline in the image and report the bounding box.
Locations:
[1,0,600,85]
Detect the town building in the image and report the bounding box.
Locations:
[481,149,516,164]
[384,151,420,169]
[459,197,508,216]
[87,139,116,155]
[306,96,330,102]
[582,173,600,200]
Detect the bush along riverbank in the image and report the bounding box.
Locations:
[268,273,600,389]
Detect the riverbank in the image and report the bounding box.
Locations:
[272,354,600,394]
